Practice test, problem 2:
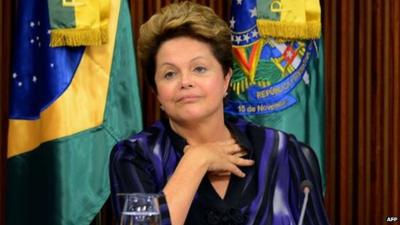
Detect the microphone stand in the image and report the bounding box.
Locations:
[298,180,312,225]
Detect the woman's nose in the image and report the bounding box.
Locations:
[180,73,194,88]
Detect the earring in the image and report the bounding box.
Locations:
[160,105,165,111]
[224,92,228,97]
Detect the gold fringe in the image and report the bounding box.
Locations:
[99,0,110,44]
[100,24,109,44]
[50,28,103,47]
[257,19,321,40]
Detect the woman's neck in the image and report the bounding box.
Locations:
[169,114,231,145]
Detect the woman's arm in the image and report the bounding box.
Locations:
[110,137,253,225]
[163,139,254,225]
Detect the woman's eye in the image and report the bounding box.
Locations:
[164,71,176,79]
[194,66,207,73]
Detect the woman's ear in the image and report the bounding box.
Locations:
[224,68,233,92]
[153,86,162,103]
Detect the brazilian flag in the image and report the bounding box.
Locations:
[226,0,325,187]
[6,0,142,224]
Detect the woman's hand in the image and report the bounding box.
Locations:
[183,139,254,178]
[163,139,254,225]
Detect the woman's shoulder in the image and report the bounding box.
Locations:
[227,116,316,159]
[119,120,166,143]
[227,115,285,131]
[228,118,324,192]
[129,120,166,141]
[227,116,292,141]
[110,120,168,160]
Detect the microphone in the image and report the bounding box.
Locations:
[297,180,313,225]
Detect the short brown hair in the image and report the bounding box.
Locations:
[137,1,232,90]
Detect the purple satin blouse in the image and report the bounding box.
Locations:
[109,117,329,225]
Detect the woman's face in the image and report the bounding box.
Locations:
[155,37,231,124]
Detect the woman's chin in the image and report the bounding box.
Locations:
[169,111,213,123]
[165,104,223,123]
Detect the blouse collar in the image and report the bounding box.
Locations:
[160,117,254,156]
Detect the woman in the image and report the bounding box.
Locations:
[109,2,329,225]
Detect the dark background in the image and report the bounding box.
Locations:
[1,0,399,224]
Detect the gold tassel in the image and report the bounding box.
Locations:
[100,24,109,44]
[50,28,103,47]
[257,20,321,40]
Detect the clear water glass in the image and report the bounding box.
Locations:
[119,193,161,225]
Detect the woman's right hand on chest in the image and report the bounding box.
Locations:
[182,139,255,178]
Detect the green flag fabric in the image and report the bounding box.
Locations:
[226,0,325,187]
[6,0,142,224]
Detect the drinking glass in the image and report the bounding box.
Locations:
[119,193,161,225]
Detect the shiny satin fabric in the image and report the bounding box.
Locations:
[109,117,329,225]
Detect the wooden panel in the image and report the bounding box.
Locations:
[322,0,338,223]
[0,0,12,224]
[324,0,400,224]
[355,0,373,224]
[392,0,400,214]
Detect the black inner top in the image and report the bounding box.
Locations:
[162,118,257,225]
